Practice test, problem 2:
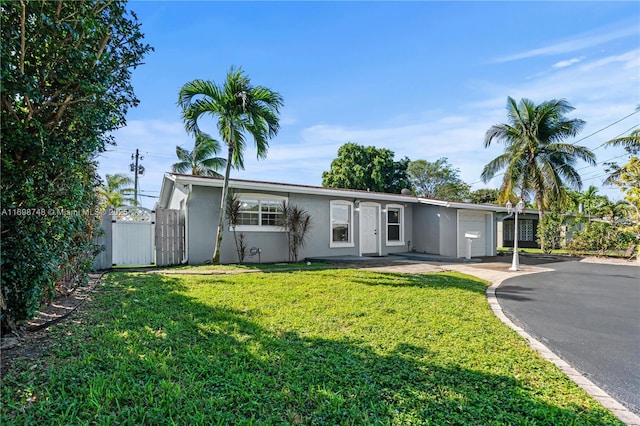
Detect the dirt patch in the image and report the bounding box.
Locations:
[1,273,104,377]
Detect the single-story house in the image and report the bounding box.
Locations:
[497,212,541,249]
[157,173,505,264]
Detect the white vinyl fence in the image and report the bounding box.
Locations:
[93,207,184,269]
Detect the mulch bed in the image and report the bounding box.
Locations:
[0,273,104,377]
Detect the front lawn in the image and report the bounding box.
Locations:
[1,270,622,425]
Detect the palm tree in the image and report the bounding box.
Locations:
[604,128,640,154]
[481,97,596,214]
[603,127,639,185]
[171,133,226,177]
[577,185,603,222]
[178,66,283,263]
[97,173,135,207]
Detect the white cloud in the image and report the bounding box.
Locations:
[552,56,585,68]
[493,24,638,63]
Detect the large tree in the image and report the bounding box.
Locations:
[322,142,410,193]
[481,97,596,221]
[1,0,151,327]
[172,133,226,177]
[178,67,283,263]
[407,158,470,201]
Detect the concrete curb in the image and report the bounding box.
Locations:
[482,271,640,426]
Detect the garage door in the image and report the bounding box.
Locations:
[457,211,491,257]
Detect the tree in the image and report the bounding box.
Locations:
[226,193,247,263]
[407,158,470,201]
[178,67,283,263]
[574,185,605,222]
[481,97,596,247]
[1,1,152,327]
[322,142,410,193]
[468,188,500,204]
[604,128,640,154]
[279,203,312,262]
[172,133,226,177]
[97,173,135,207]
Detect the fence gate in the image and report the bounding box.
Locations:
[112,207,155,266]
[155,208,185,267]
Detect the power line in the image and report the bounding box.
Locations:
[591,123,640,151]
[570,109,639,147]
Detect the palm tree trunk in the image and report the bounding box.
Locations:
[536,192,545,250]
[212,145,234,264]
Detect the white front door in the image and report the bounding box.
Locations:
[360,205,379,255]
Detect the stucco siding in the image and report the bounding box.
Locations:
[184,187,418,264]
[168,184,187,210]
[411,205,440,254]
[438,207,458,257]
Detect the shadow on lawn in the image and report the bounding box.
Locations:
[348,270,489,294]
[1,272,621,425]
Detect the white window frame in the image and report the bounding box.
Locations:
[330,200,354,248]
[385,204,405,246]
[231,193,287,232]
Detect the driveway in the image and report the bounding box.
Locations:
[496,261,640,415]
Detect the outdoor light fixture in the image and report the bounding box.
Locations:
[506,199,525,271]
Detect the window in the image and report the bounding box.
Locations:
[520,219,534,241]
[233,194,286,231]
[330,200,353,247]
[504,219,534,242]
[386,204,404,246]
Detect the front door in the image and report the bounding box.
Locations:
[360,205,379,255]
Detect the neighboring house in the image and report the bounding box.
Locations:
[497,212,581,250]
[157,173,503,264]
[497,212,541,249]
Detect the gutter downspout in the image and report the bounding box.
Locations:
[181,184,192,264]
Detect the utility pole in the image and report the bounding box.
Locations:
[130,149,145,206]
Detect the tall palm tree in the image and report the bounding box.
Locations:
[97,173,135,207]
[171,133,226,177]
[481,97,596,217]
[178,66,283,263]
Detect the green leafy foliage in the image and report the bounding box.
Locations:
[537,211,565,254]
[279,202,312,262]
[1,0,152,326]
[481,97,595,210]
[322,142,410,193]
[172,133,226,177]
[468,188,501,204]
[1,270,622,424]
[407,158,470,201]
[97,173,135,207]
[226,192,247,263]
[567,222,636,255]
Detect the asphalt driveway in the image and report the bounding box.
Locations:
[496,261,640,415]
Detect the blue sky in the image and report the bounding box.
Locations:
[99,1,640,208]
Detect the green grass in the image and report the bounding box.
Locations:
[165,261,329,272]
[496,247,632,258]
[1,270,622,425]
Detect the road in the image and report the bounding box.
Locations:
[496,261,640,415]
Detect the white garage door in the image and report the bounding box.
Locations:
[457,211,491,258]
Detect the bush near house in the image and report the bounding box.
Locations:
[0,1,152,329]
